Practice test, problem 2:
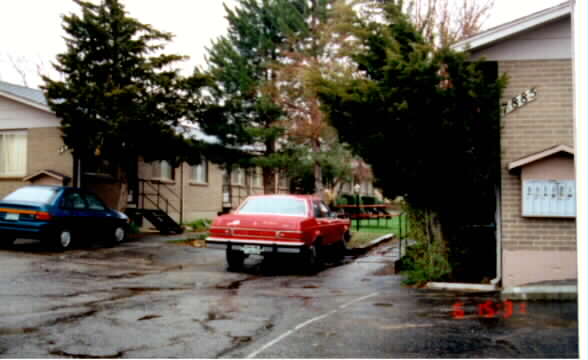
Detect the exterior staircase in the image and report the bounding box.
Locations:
[126,208,183,234]
[126,179,184,235]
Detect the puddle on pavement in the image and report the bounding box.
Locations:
[214,276,258,290]
[0,327,38,335]
[373,303,394,307]
[372,264,396,276]
[137,314,161,321]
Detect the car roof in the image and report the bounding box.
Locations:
[19,185,68,190]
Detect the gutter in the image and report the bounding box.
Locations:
[491,186,502,286]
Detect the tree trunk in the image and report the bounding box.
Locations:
[226,166,233,207]
[263,167,276,194]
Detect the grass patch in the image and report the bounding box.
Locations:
[347,214,408,249]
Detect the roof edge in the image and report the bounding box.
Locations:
[0,90,53,115]
[508,144,574,171]
[453,1,571,52]
[23,170,70,182]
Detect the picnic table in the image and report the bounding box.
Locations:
[333,204,400,226]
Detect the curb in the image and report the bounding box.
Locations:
[501,285,577,301]
[425,282,498,292]
[358,233,396,250]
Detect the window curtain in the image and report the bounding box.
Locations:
[0,131,27,176]
[191,159,208,183]
[152,160,174,180]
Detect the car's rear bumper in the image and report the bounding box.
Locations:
[0,221,53,241]
[206,237,305,254]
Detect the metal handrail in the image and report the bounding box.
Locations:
[138,179,180,216]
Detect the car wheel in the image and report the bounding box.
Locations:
[334,232,350,258]
[1,237,15,249]
[226,248,245,271]
[110,225,126,246]
[54,228,74,250]
[302,244,321,274]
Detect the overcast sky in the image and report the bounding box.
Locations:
[0,0,566,88]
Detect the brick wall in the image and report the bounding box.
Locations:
[499,59,576,286]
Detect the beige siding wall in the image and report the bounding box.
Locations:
[0,96,59,129]
[0,126,72,198]
[184,163,224,220]
[137,160,224,222]
[499,59,576,287]
[0,95,71,198]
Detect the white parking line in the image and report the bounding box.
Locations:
[245,292,379,358]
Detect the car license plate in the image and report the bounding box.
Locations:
[5,213,19,221]
[240,245,262,255]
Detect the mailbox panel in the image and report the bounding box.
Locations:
[522,180,576,217]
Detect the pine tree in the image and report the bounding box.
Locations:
[203,0,308,194]
[42,0,207,206]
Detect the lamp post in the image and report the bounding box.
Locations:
[354,183,361,231]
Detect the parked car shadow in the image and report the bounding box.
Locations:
[3,238,123,254]
[231,252,356,276]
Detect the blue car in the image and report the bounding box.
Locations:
[0,185,129,250]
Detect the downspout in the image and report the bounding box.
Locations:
[180,163,184,224]
[491,186,502,286]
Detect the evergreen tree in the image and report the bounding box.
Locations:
[203,0,308,194]
[317,2,506,281]
[42,0,207,204]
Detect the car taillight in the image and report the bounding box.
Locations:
[210,227,232,236]
[35,212,52,221]
[277,232,302,240]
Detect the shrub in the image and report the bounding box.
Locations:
[186,218,212,232]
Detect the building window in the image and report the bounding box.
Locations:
[152,160,174,181]
[191,158,208,184]
[361,181,369,194]
[0,131,27,177]
[342,182,351,193]
[231,167,245,186]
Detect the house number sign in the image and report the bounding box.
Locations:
[501,88,537,116]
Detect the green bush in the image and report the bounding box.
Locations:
[186,218,212,232]
[400,203,451,286]
[128,222,141,235]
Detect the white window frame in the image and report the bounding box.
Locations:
[0,130,27,177]
[152,160,174,181]
[231,167,245,186]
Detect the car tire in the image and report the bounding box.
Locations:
[226,248,245,271]
[108,225,126,246]
[334,232,350,259]
[54,228,74,250]
[1,237,15,249]
[302,244,321,274]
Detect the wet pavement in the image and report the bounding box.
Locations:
[0,236,578,358]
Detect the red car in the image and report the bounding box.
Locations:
[206,194,351,271]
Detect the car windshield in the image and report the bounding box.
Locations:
[238,197,307,216]
[3,187,59,204]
